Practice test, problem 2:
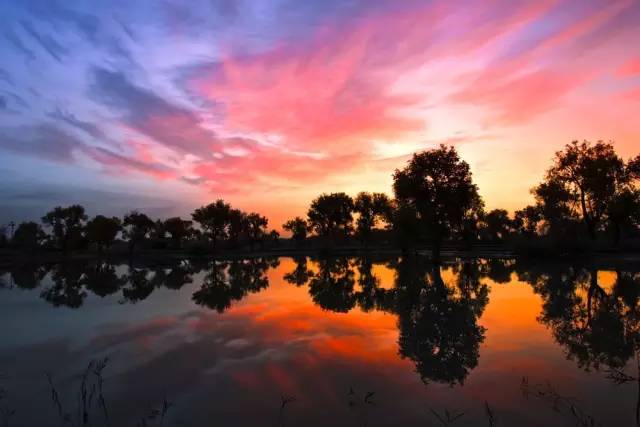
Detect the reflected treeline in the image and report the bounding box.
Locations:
[4,255,640,390]
[516,262,640,371]
[283,255,494,385]
[192,258,279,312]
[0,258,279,311]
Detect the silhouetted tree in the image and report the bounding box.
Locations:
[163,217,193,249]
[227,209,247,248]
[513,205,541,236]
[481,209,513,241]
[389,203,421,253]
[192,200,231,250]
[307,193,354,243]
[283,217,310,247]
[542,141,627,239]
[41,205,87,252]
[0,225,6,248]
[245,212,268,249]
[85,215,121,253]
[122,211,155,255]
[532,179,578,237]
[353,192,393,246]
[393,145,483,262]
[11,221,46,250]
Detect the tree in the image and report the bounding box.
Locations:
[353,192,393,245]
[192,200,231,250]
[393,145,483,262]
[163,217,193,249]
[283,217,310,246]
[307,193,354,242]
[86,215,121,253]
[41,205,88,252]
[532,179,578,236]
[11,221,46,250]
[122,211,155,254]
[227,209,247,248]
[245,212,268,249]
[543,141,626,239]
[0,225,6,248]
[481,209,513,241]
[513,205,541,236]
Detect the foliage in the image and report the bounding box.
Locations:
[86,215,121,252]
[307,192,354,241]
[41,205,88,252]
[393,145,483,259]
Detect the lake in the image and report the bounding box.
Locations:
[0,256,638,426]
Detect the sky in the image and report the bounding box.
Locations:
[0,0,639,229]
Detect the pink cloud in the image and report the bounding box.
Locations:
[618,58,640,77]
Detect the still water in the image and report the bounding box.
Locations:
[0,256,638,426]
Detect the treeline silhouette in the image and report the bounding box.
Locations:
[1,141,639,259]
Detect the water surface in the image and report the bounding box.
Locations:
[0,256,638,426]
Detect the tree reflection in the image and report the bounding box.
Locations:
[521,264,640,371]
[41,263,87,308]
[308,257,357,313]
[394,257,488,385]
[192,258,277,313]
[282,255,491,385]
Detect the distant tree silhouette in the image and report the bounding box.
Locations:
[389,202,421,253]
[192,200,231,250]
[11,221,46,250]
[513,205,541,236]
[227,208,247,248]
[353,192,393,246]
[0,225,6,248]
[245,212,268,249]
[481,209,513,241]
[268,229,280,247]
[307,193,354,244]
[283,217,310,247]
[393,145,483,262]
[41,205,87,252]
[542,141,627,239]
[122,211,155,255]
[86,215,121,253]
[163,217,193,249]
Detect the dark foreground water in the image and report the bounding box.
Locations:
[0,256,638,426]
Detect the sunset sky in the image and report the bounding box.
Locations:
[1,0,639,228]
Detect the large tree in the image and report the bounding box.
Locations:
[245,212,268,249]
[11,221,46,250]
[122,211,155,254]
[543,141,627,239]
[307,192,354,242]
[191,199,231,250]
[86,215,121,253]
[163,217,193,249]
[283,217,310,246]
[41,205,88,252]
[392,145,483,261]
[353,192,393,245]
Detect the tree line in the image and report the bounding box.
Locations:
[1,141,639,258]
